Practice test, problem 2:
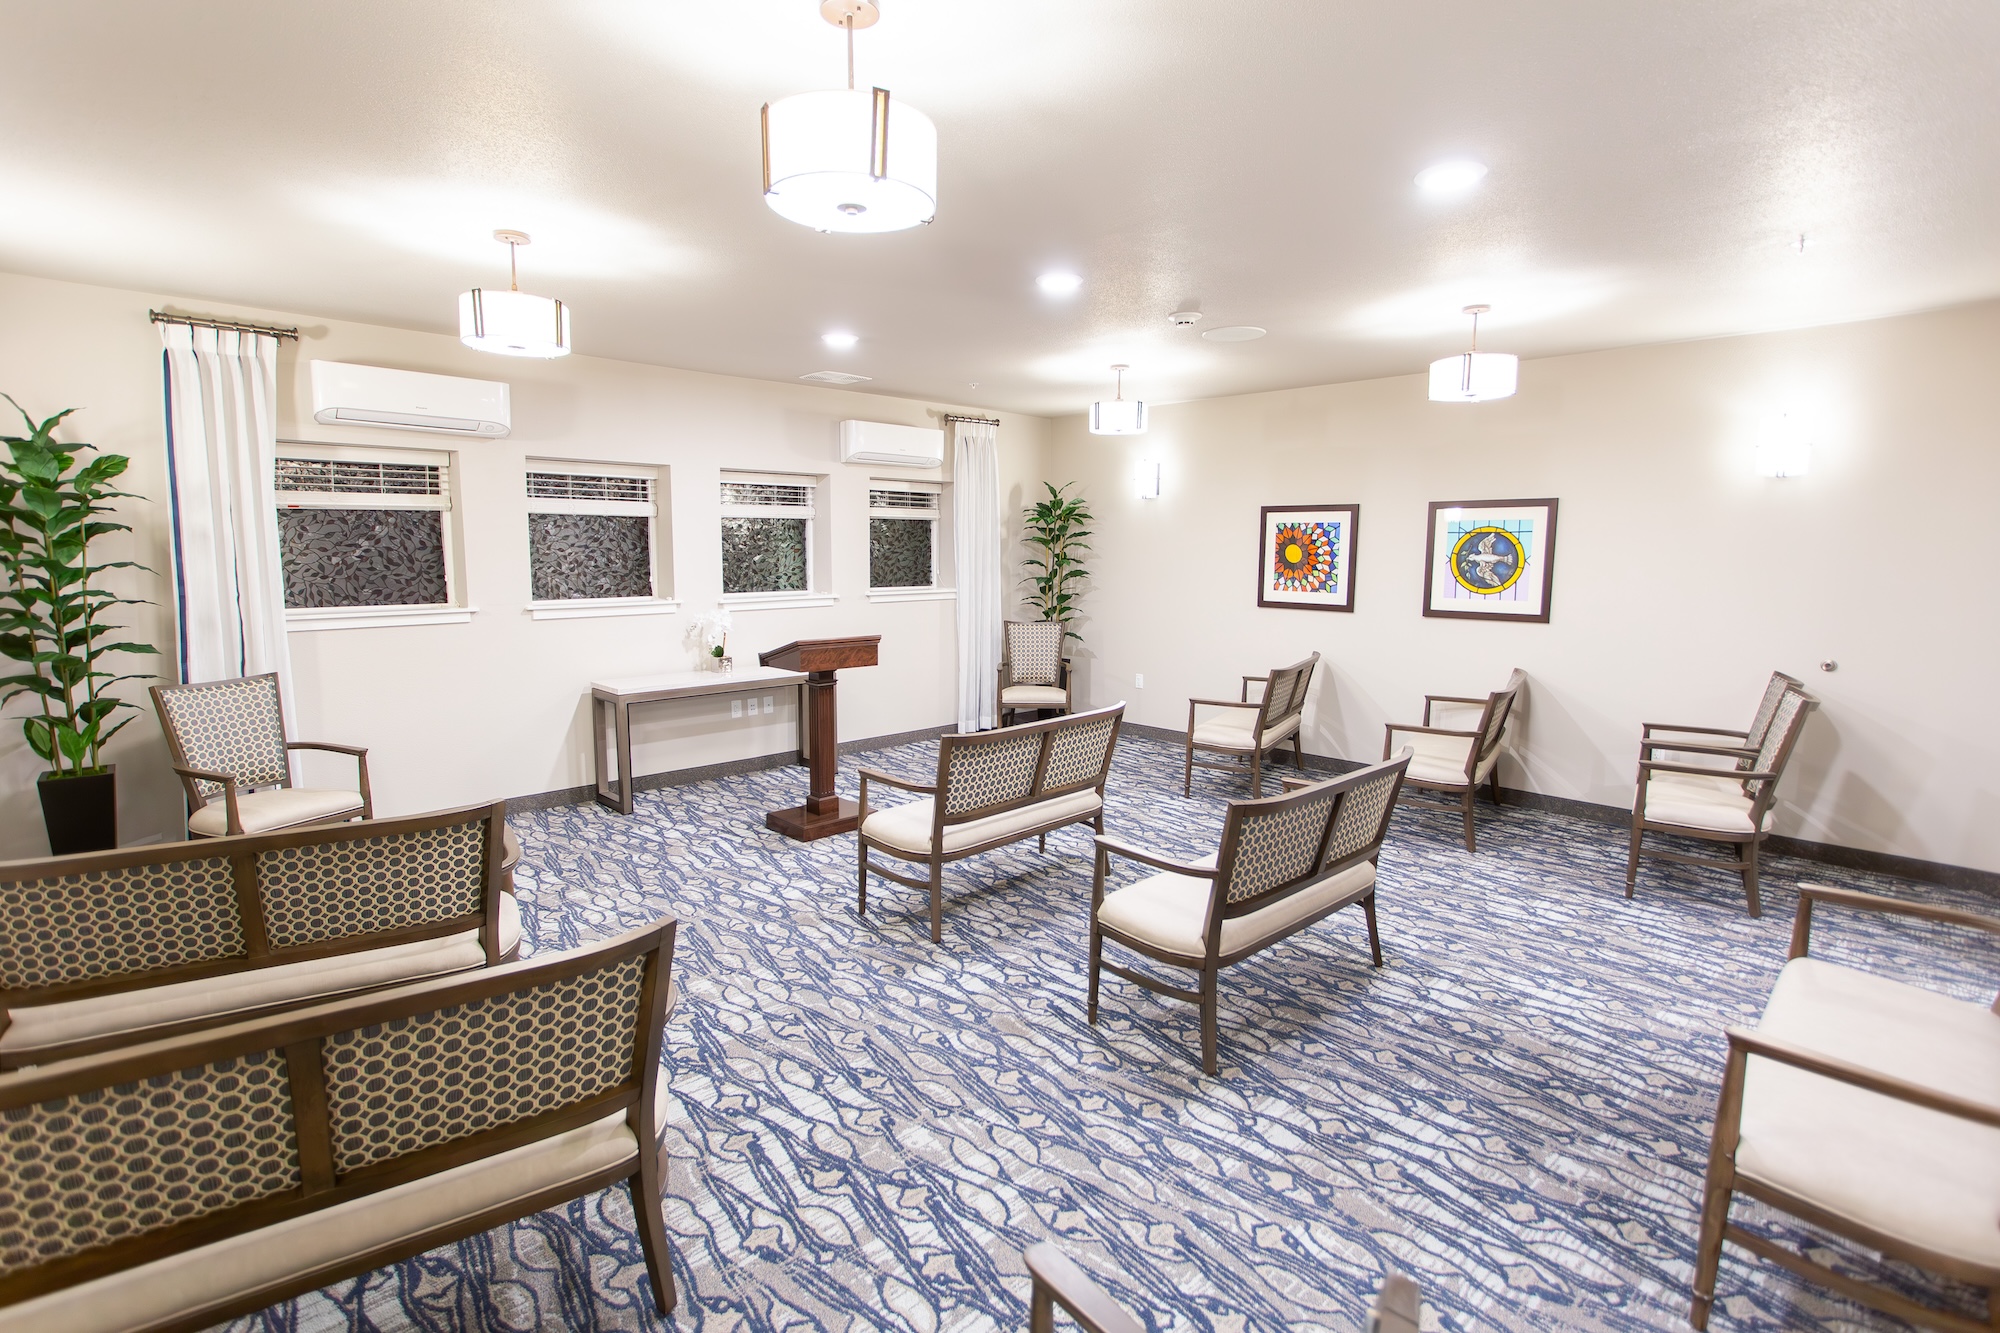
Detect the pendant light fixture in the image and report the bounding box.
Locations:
[459,231,571,358]
[1089,365,1148,435]
[761,1,938,234]
[1428,304,1517,402]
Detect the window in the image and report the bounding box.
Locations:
[526,462,661,602]
[868,483,939,589]
[720,472,817,595]
[275,445,453,611]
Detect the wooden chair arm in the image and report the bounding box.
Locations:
[1790,883,2000,958]
[286,741,373,814]
[1384,723,1477,738]
[1190,698,1262,711]
[1726,1026,2000,1129]
[1642,722,1750,738]
[1638,759,1775,781]
[1024,1243,1143,1333]
[1093,835,1217,878]
[855,766,936,795]
[288,740,367,757]
[1239,674,1268,703]
[1423,694,1486,706]
[174,765,243,835]
[1638,738,1756,758]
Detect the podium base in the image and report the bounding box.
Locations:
[766,798,860,842]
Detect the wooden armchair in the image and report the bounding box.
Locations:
[1692,885,2000,1332]
[1627,684,1816,916]
[859,704,1126,942]
[1642,669,1804,763]
[998,619,1073,725]
[152,673,371,837]
[1183,652,1320,797]
[0,918,680,1330]
[1024,1242,1422,1332]
[1382,667,1524,852]
[1092,750,1410,1075]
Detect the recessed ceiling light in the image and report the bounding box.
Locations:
[1037,271,1083,296]
[822,330,859,349]
[1203,325,1267,342]
[1415,159,1488,196]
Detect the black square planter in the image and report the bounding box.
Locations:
[37,766,117,855]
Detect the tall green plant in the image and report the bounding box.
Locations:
[1020,481,1093,643]
[0,397,157,778]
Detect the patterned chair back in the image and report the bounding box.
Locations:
[1744,688,1817,810]
[1257,652,1321,732]
[937,704,1124,821]
[152,673,292,799]
[0,919,675,1309]
[1212,750,1410,923]
[0,803,508,1062]
[1475,668,1527,762]
[1739,672,1806,771]
[1004,620,1066,687]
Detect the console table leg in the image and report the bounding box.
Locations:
[613,700,635,815]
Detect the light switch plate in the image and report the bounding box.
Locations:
[763,696,775,713]
[1135,673,1145,688]
[731,699,743,718]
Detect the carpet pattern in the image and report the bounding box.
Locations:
[215,736,1998,1332]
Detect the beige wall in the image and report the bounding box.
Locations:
[1049,300,2000,874]
[0,270,1047,858]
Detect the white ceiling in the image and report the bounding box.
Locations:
[2,1,1995,416]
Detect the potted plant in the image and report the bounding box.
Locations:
[1021,481,1093,643]
[0,397,157,854]
[687,607,734,672]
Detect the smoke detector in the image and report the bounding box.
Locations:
[1169,309,1203,327]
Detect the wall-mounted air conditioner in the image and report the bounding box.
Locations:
[310,361,511,437]
[838,419,944,468]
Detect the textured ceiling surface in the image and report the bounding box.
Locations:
[1,1,1994,414]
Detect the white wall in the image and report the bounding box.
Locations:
[1049,300,2000,874]
[0,270,1048,858]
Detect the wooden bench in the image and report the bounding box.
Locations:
[0,803,520,1068]
[0,918,678,1332]
[857,704,1126,942]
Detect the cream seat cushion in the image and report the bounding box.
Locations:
[1001,684,1069,708]
[1641,780,1770,833]
[0,893,523,1059]
[863,789,1102,857]
[1736,956,2000,1269]
[1388,728,1498,788]
[0,1075,670,1333]
[187,786,366,836]
[1097,854,1375,958]
[1191,710,1301,751]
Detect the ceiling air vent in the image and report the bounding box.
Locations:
[800,370,872,385]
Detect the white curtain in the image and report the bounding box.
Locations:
[952,419,1003,733]
[159,323,294,702]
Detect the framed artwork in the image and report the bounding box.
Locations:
[1257,504,1359,612]
[1423,497,1559,622]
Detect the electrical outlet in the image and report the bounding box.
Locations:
[763,696,775,714]
[730,699,743,718]
[1134,673,1145,689]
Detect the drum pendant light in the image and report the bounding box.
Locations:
[459,231,571,358]
[1428,304,1517,402]
[761,1,938,234]
[1090,364,1148,435]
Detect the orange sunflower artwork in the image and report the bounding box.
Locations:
[1269,521,1337,594]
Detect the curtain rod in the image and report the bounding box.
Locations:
[149,309,300,341]
[938,413,1000,425]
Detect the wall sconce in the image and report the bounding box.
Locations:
[1135,459,1162,500]
[1755,413,1812,477]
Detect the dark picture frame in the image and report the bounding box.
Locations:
[1422,497,1559,623]
[1256,504,1360,612]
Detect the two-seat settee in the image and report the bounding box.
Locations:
[0,802,521,1068]
[857,703,1126,942]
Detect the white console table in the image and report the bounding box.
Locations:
[590,666,809,815]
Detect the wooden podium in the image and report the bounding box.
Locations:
[759,635,880,841]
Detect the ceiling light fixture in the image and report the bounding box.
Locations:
[1037,271,1083,296]
[1755,413,1812,477]
[761,1,937,235]
[822,330,859,349]
[1202,325,1266,342]
[459,231,571,358]
[1415,159,1488,197]
[1089,364,1147,435]
[1428,304,1517,402]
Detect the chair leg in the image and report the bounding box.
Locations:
[856,838,869,917]
[1087,927,1103,1023]
[1361,893,1383,967]
[1183,739,1195,796]
[1199,967,1220,1076]
[628,1150,678,1316]
[1460,788,1477,853]
[1292,734,1305,773]
[1038,831,1048,854]
[929,857,944,944]
[1488,765,1502,806]
[1742,840,1762,918]
[1691,1052,1747,1331]
[1625,818,1643,897]
[1251,749,1263,798]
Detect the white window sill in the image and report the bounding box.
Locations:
[286,605,477,632]
[527,597,681,621]
[866,586,956,603]
[718,592,839,611]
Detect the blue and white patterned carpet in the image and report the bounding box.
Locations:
[220,736,1997,1332]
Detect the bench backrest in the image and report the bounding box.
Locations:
[0,918,675,1313]
[152,673,294,799]
[1210,751,1411,930]
[936,704,1125,824]
[0,803,509,1044]
[1003,620,1066,687]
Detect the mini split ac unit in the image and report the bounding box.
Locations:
[838,419,944,468]
[310,361,511,437]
